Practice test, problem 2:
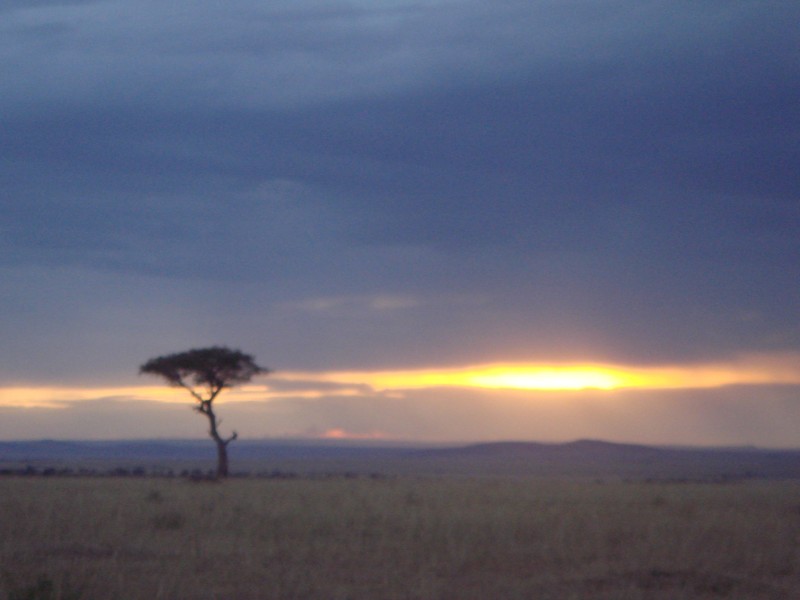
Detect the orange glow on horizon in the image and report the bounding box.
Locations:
[0,383,368,408]
[0,385,186,408]
[282,355,800,392]
[318,428,389,440]
[297,365,631,391]
[2,353,800,409]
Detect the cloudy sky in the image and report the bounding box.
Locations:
[2,0,799,445]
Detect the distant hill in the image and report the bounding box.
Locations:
[0,439,216,461]
[413,440,800,479]
[416,439,663,459]
[1,438,799,480]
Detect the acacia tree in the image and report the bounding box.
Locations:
[139,346,268,478]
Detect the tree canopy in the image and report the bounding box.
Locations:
[140,346,268,402]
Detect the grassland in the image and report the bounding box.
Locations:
[1,475,798,599]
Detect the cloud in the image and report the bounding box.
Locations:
[1,0,799,409]
[292,294,419,314]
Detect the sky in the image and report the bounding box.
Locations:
[2,0,799,446]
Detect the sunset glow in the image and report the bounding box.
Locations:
[281,354,800,393]
[0,384,368,408]
[3,354,799,410]
[318,428,389,440]
[0,386,186,408]
[464,367,627,390]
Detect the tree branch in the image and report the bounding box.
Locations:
[177,380,206,404]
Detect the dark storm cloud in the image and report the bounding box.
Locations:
[2,0,800,380]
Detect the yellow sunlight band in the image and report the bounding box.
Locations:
[2,354,800,407]
[284,356,800,392]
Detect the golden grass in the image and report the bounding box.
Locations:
[1,476,798,599]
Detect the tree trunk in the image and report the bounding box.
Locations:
[199,400,236,479]
[215,439,229,478]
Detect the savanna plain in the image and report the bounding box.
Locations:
[1,472,799,599]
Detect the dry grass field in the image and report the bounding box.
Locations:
[1,475,798,599]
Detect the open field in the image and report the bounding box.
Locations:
[1,475,799,599]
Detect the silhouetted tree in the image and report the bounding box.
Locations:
[139,346,268,478]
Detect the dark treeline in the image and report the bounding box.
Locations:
[0,465,387,481]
